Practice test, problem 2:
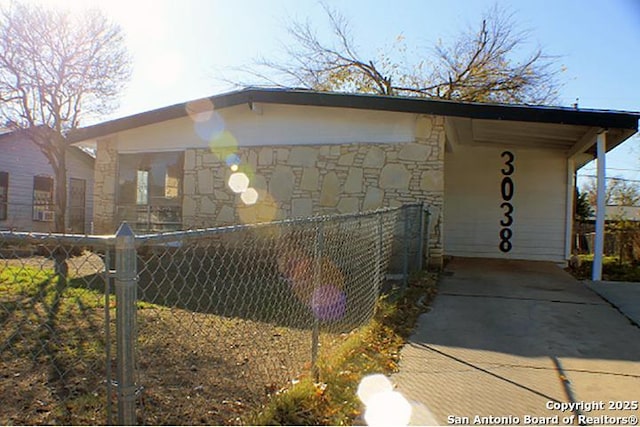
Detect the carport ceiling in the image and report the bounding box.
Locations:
[446,117,634,155]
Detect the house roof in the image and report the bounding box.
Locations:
[0,127,95,165]
[68,87,639,144]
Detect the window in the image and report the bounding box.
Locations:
[33,176,54,222]
[0,172,7,220]
[118,152,184,231]
[136,170,149,205]
[165,165,180,199]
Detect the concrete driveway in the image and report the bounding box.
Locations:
[394,258,640,426]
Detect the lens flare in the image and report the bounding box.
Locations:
[240,187,259,205]
[357,374,393,406]
[277,254,346,312]
[228,172,250,193]
[226,153,241,168]
[185,98,214,123]
[278,255,314,303]
[237,190,278,225]
[364,390,412,426]
[195,111,225,141]
[209,130,238,162]
[311,284,347,321]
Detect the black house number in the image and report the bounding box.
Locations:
[499,151,514,252]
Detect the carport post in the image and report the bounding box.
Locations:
[592,131,607,281]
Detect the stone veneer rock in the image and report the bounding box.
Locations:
[92,115,446,267]
[92,137,118,235]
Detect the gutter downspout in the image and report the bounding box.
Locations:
[592,131,607,281]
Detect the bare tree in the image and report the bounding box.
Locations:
[0,3,131,232]
[237,4,561,105]
[583,178,640,207]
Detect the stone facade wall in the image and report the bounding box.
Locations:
[182,115,445,266]
[92,115,445,266]
[93,137,118,234]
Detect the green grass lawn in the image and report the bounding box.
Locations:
[0,264,110,425]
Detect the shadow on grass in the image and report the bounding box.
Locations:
[132,244,378,332]
[0,257,109,425]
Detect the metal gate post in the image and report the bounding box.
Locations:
[114,222,137,425]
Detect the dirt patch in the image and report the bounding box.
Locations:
[0,255,349,425]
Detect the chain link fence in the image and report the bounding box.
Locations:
[0,234,113,425]
[0,201,90,234]
[0,203,429,425]
[577,231,640,262]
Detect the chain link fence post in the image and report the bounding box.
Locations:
[424,209,431,269]
[114,222,137,425]
[402,206,410,292]
[375,212,383,295]
[417,202,425,271]
[103,248,114,426]
[310,221,324,380]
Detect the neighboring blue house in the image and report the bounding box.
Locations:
[0,129,94,233]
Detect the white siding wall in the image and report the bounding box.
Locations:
[113,104,417,152]
[0,136,94,232]
[444,144,567,262]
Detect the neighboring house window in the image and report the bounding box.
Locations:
[33,176,54,222]
[0,171,8,220]
[118,152,184,231]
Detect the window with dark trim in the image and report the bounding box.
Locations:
[117,152,184,231]
[33,176,54,222]
[0,171,7,221]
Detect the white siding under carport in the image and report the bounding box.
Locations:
[444,144,567,262]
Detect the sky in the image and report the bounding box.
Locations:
[23,0,640,187]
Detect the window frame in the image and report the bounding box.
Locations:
[32,176,54,222]
[117,151,184,232]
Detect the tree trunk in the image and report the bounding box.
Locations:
[53,146,67,233]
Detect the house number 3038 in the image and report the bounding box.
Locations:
[499,151,514,252]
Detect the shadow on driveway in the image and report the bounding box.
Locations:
[394,258,640,425]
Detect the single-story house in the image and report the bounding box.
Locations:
[69,88,639,269]
[0,129,95,233]
[603,205,640,222]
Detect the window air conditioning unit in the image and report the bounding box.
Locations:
[35,210,55,222]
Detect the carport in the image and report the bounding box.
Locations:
[394,257,640,425]
[443,106,638,279]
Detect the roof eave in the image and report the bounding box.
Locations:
[67,88,640,143]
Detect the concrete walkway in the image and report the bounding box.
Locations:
[394,258,640,426]
[587,281,640,326]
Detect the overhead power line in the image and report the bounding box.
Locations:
[579,167,640,173]
[578,175,640,184]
